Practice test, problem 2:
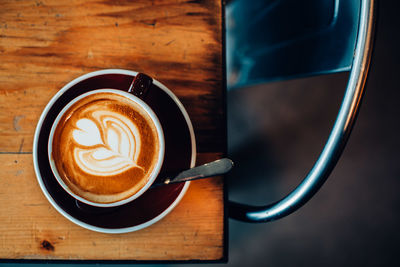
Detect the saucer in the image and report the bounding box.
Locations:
[33,69,196,233]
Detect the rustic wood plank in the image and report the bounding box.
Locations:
[0,0,224,153]
[0,0,225,261]
[0,152,224,260]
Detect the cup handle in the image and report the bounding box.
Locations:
[128,73,153,99]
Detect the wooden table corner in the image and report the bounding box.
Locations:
[0,0,227,262]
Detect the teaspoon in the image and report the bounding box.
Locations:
[151,158,234,187]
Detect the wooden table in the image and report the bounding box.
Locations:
[0,0,226,262]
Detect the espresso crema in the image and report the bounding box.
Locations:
[51,91,160,204]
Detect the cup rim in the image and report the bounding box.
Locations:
[48,88,166,207]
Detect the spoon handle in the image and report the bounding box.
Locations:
[152,158,234,187]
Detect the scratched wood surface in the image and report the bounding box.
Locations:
[0,0,225,261]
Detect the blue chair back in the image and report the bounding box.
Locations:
[227,0,360,89]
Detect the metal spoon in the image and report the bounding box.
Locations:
[151,158,234,187]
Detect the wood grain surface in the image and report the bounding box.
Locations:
[0,153,224,261]
[0,0,224,153]
[0,0,225,261]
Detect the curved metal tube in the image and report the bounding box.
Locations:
[229,0,376,222]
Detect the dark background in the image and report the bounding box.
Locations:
[224,0,400,266]
[2,1,399,267]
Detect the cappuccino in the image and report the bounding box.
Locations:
[51,91,161,204]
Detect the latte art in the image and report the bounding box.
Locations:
[72,111,143,177]
[51,91,161,204]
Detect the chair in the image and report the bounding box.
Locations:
[227,0,376,222]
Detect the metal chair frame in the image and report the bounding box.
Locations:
[229,0,376,222]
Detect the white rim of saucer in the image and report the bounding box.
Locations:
[32,69,196,234]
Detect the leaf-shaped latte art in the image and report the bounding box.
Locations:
[72,111,143,176]
[73,118,102,147]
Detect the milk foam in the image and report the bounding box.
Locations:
[72,110,143,176]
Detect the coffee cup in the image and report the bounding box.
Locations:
[48,73,165,208]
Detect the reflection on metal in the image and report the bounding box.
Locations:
[227,0,360,89]
[229,0,376,222]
